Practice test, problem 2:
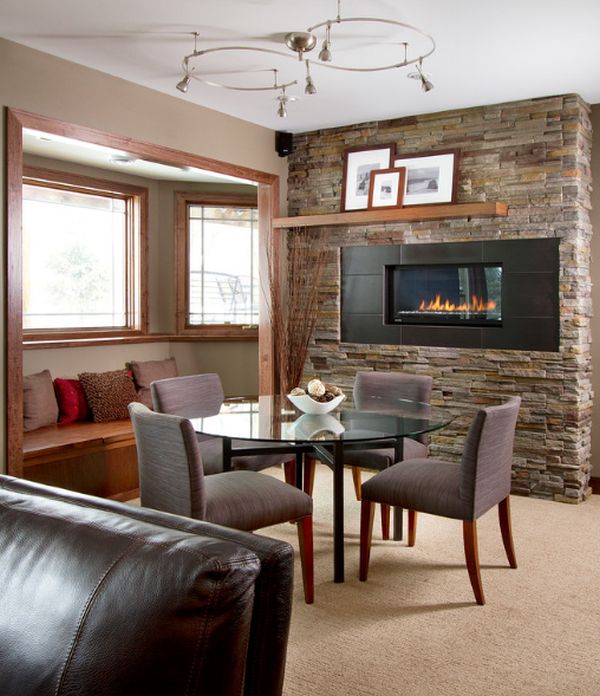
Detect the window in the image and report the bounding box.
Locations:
[176,193,259,337]
[22,168,147,339]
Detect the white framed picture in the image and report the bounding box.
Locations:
[393,149,460,206]
[368,167,406,209]
[341,144,395,211]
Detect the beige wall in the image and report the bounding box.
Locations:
[1,37,287,472]
[591,104,599,474]
[23,343,171,379]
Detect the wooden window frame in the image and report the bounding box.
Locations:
[22,165,149,341]
[175,191,259,340]
[6,108,280,478]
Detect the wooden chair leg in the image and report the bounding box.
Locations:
[296,515,314,604]
[463,520,485,605]
[407,509,417,547]
[380,504,390,540]
[359,500,376,581]
[304,457,316,496]
[498,496,517,569]
[351,467,362,500]
[283,460,296,486]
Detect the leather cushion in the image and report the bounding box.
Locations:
[205,471,312,531]
[0,481,262,696]
[0,474,294,696]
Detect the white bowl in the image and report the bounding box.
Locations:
[292,414,346,439]
[287,393,346,415]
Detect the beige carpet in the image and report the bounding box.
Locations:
[262,464,600,696]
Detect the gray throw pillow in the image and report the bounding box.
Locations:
[129,358,178,408]
[23,369,59,431]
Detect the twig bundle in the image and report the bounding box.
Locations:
[268,227,328,394]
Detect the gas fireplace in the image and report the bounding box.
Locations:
[385,263,502,327]
[341,238,559,351]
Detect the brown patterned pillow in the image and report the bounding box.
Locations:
[78,370,139,423]
[129,358,178,408]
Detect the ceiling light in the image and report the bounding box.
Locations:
[174,0,435,117]
[285,32,317,59]
[305,61,317,95]
[109,155,137,165]
[176,74,191,93]
[408,59,434,93]
[318,22,333,62]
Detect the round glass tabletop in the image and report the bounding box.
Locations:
[190,394,453,444]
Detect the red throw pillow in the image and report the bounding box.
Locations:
[54,378,90,424]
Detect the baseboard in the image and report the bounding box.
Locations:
[590,477,599,495]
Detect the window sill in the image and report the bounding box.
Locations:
[23,332,258,350]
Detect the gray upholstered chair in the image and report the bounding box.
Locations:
[304,371,433,537]
[129,402,314,603]
[151,373,297,478]
[359,396,521,605]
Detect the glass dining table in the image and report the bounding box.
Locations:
[191,394,453,583]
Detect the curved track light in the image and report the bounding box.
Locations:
[174,2,436,117]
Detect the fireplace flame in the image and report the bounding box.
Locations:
[418,294,497,313]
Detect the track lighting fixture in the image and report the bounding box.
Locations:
[305,61,317,95]
[408,59,434,93]
[174,1,435,116]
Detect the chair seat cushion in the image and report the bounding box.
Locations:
[199,436,295,475]
[205,471,312,531]
[343,437,427,470]
[361,458,470,520]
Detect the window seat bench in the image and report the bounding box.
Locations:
[22,420,139,501]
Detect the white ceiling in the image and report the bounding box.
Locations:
[2,0,600,134]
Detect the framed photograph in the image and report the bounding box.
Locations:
[368,167,407,209]
[393,149,460,206]
[341,144,395,211]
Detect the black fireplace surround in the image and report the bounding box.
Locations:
[341,239,559,351]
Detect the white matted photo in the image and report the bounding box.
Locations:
[368,167,406,209]
[393,149,460,206]
[341,144,395,211]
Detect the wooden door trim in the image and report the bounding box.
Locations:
[5,107,279,476]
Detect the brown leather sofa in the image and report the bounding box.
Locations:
[0,475,294,696]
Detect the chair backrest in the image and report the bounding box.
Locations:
[129,402,207,519]
[354,370,433,407]
[460,396,521,519]
[354,371,434,444]
[151,373,224,419]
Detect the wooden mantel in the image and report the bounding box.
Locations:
[273,201,508,229]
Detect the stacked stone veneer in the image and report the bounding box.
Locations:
[287,94,593,503]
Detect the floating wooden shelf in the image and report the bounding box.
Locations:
[273,202,508,229]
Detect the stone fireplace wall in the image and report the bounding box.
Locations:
[286,94,593,502]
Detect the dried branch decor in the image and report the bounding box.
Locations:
[267,227,328,394]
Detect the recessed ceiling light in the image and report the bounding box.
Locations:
[109,155,137,165]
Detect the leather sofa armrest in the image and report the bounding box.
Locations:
[0,476,293,696]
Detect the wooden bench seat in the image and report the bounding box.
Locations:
[23,420,139,501]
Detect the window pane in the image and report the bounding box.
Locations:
[23,184,128,330]
[188,205,258,325]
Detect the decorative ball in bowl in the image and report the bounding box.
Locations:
[287,393,346,415]
[287,379,346,414]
